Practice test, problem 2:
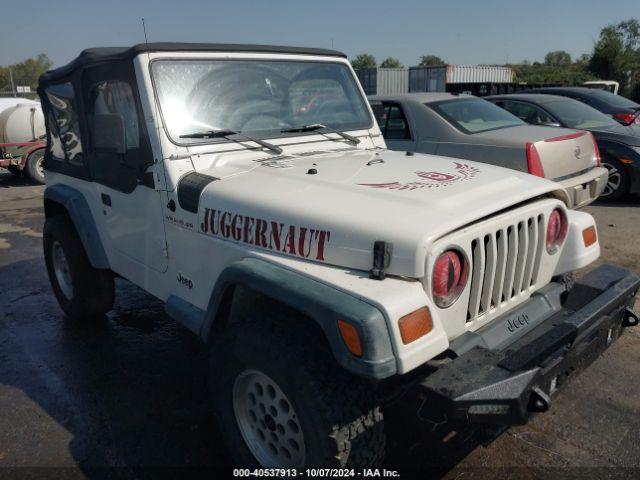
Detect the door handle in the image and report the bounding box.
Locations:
[101,193,112,207]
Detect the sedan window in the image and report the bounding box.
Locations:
[581,89,639,109]
[544,99,620,130]
[499,101,556,126]
[374,104,411,140]
[429,98,524,134]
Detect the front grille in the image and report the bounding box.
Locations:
[466,214,545,322]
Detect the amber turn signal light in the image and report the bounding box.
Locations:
[398,307,433,345]
[583,226,597,247]
[337,320,363,357]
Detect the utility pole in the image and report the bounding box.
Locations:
[8,68,17,97]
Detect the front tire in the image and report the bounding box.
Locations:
[601,157,630,201]
[43,216,114,320]
[209,314,385,468]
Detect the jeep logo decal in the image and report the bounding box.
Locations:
[201,208,331,261]
[177,272,194,289]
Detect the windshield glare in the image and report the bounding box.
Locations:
[430,98,524,133]
[151,59,371,143]
[545,99,620,129]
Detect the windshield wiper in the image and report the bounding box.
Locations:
[281,124,360,145]
[179,129,282,155]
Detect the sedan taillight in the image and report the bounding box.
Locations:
[588,132,601,167]
[526,142,545,177]
[613,112,637,125]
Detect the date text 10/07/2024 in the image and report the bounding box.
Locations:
[233,468,401,478]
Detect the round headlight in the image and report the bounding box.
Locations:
[432,249,469,308]
[546,208,568,254]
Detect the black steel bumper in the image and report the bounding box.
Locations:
[418,264,640,426]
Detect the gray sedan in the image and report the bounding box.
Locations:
[485,93,640,201]
[369,93,608,208]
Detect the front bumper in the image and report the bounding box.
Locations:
[418,264,639,426]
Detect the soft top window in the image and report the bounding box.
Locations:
[429,98,524,134]
[151,59,371,144]
[44,83,84,165]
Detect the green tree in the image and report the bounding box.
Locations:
[511,57,595,85]
[589,19,640,96]
[544,50,572,67]
[0,53,52,93]
[418,55,445,67]
[351,54,377,70]
[380,57,403,68]
[575,53,591,66]
[589,26,627,80]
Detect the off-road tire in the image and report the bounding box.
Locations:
[601,156,630,201]
[25,148,45,184]
[209,312,385,468]
[43,215,114,320]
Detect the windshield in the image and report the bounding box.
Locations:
[583,89,640,108]
[151,59,371,144]
[544,99,620,129]
[429,98,524,133]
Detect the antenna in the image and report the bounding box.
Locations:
[142,17,150,46]
[140,17,168,194]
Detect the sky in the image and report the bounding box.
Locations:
[1,0,639,68]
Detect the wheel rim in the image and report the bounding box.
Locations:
[52,241,73,299]
[35,154,44,178]
[232,369,306,467]
[602,162,622,197]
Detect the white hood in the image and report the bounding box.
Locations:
[196,148,561,278]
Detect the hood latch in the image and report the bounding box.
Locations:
[370,240,393,280]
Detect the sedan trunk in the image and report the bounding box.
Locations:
[531,131,598,180]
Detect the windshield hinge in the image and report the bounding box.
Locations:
[370,240,393,280]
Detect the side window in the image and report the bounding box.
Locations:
[501,101,554,125]
[384,104,411,140]
[45,83,84,165]
[88,80,140,150]
[83,70,150,193]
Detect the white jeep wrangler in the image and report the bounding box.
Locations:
[38,43,639,468]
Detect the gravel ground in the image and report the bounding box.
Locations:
[0,169,638,479]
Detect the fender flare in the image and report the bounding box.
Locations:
[200,257,397,379]
[43,184,110,269]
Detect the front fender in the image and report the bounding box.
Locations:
[201,257,398,379]
[44,184,110,269]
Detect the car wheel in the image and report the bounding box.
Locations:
[25,148,46,184]
[43,215,115,320]
[601,157,630,201]
[209,313,385,468]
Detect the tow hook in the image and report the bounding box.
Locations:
[529,386,551,413]
[622,307,639,328]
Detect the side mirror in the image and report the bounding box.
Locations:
[93,113,126,155]
[542,122,561,128]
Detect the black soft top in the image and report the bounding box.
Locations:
[39,42,347,85]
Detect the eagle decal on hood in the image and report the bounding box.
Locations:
[358,162,480,191]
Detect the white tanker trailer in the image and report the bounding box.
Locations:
[0,99,46,184]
